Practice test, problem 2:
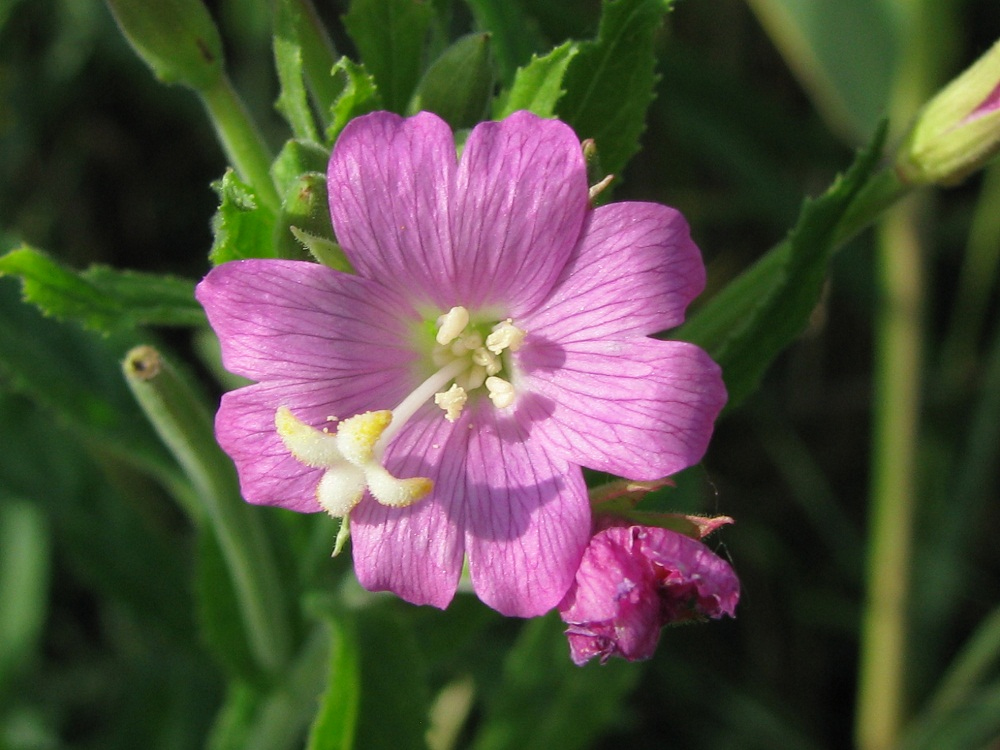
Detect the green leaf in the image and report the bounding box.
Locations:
[0,499,49,691]
[325,57,384,146]
[746,0,898,142]
[493,42,578,119]
[471,614,640,750]
[342,0,433,114]
[464,0,542,83]
[0,245,204,333]
[274,0,321,141]
[0,281,181,483]
[556,0,671,179]
[210,169,279,264]
[677,123,888,408]
[306,613,360,750]
[195,527,260,682]
[409,33,494,130]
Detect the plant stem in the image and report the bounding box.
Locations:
[856,194,926,750]
[123,345,291,674]
[199,75,281,211]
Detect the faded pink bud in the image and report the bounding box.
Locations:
[558,525,739,666]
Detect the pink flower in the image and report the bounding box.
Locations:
[195,111,726,617]
[559,525,739,665]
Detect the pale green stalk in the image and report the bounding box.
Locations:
[199,75,281,211]
[123,346,291,674]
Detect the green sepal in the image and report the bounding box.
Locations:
[105,0,224,90]
[325,58,384,146]
[342,0,433,114]
[209,170,279,265]
[408,33,495,130]
[493,41,578,120]
[557,0,672,179]
[0,245,205,333]
[677,122,889,408]
[274,172,337,261]
[271,139,331,197]
[291,229,354,273]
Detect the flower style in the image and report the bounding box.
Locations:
[558,524,740,666]
[196,110,726,617]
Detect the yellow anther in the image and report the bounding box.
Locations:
[485,376,516,409]
[436,306,470,346]
[434,383,468,422]
[485,319,526,354]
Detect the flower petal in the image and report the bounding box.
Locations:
[450,111,588,314]
[463,403,591,617]
[196,259,418,386]
[327,111,457,308]
[521,202,705,339]
[516,338,726,479]
[350,408,469,609]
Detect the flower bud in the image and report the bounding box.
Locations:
[408,33,494,130]
[897,39,1000,186]
[105,0,224,90]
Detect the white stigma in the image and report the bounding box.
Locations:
[275,406,432,518]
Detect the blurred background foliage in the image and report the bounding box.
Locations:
[1,0,999,748]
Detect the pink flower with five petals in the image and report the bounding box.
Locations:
[196,110,726,617]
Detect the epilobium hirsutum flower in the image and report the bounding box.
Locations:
[558,524,739,665]
[196,111,726,617]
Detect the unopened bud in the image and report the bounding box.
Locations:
[897,39,1000,185]
[105,0,224,90]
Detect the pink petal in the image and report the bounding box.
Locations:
[521,202,705,339]
[350,408,469,609]
[450,111,589,315]
[196,259,418,385]
[463,403,591,617]
[516,338,727,479]
[327,112,458,309]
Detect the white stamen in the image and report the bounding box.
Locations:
[457,364,487,391]
[485,376,516,409]
[434,383,468,422]
[485,319,526,354]
[588,173,615,203]
[436,306,470,345]
[458,331,483,350]
[378,356,472,449]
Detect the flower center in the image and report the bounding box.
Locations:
[274,306,526,519]
[429,306,525,421]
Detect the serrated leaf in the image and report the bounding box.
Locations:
[342,0,433,114]
[0,245,204,333]
[210,170,279,264]
[325,57,384,146]
[556,0,671,179]
[493,42,578,119]
[274,0,321,142]
[678,122,888,408]
[471,614,640,750]
[464,0,542,83]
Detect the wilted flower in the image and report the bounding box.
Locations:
[196,111,726,617]
[558,524,739,665]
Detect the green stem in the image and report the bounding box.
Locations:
[199,75,281,211]
[856,195,926,750]
[123,345,291,674]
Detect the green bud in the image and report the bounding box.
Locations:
[274,171,353,272]
[270,139,330,196]
[105,0,224,90]
[897,39,1000,186]
[408,33,494,130]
